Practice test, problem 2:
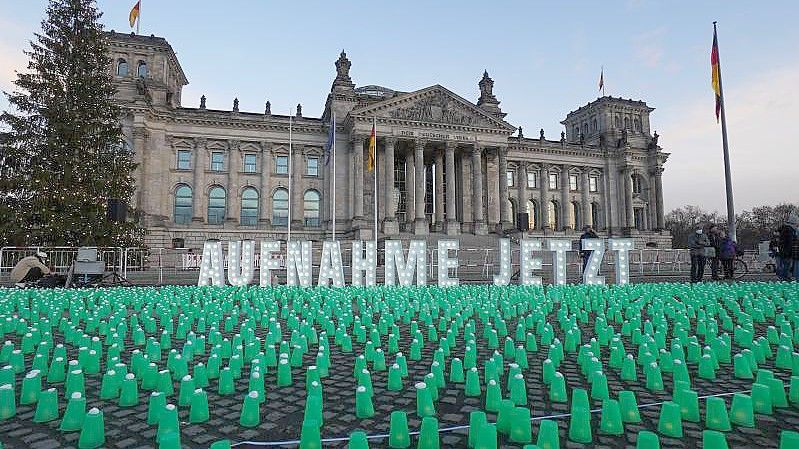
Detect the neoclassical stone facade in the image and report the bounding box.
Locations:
[107,32,671,249]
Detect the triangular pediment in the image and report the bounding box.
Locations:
[351,85,515,132]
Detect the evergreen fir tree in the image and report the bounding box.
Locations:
[0,0,142,247]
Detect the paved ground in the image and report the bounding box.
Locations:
[0,283,797,448]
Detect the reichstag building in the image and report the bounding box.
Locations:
[107,31,671,249]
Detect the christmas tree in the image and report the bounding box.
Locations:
[0,0,143,247]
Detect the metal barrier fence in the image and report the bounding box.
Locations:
[0,244,744,285]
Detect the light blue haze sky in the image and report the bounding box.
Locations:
[1,1,797,212]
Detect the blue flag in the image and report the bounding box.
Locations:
[324,114,335,165]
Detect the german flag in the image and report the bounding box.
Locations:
[129,1,141,29]
[366,120,376,172]
[711,28,721,121]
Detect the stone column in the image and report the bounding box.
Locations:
[581,167,592,228]
[405,148,415,227]
[561,165,572,231]
[517,162,528,230]
[228,140,240,223]
[291,145,304,227]
[541,164,551,230]
[414,139,428,235]
[434,148,445,231]
[497,146,512,231]
[259,142,272,224]
[132,128,148,213]
[351,136,364,224]
[654,167,665,230]
[471,145,487,235]
[624,168,634,229]
[383,137,398,235]
[445,142,459,235]
[191,136,206,222]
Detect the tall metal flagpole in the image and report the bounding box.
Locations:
[288,111,293,243]
[373,116,378,247]
[136,1,140,35]
[332,112,337,241]
[714,22,736,242]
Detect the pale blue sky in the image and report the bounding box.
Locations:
[1,0,797,212]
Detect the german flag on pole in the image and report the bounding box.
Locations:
[129,1,141,29]
[366,119,376,172]
[711,28,721,121]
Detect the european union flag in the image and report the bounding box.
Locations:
[324,113,335,166]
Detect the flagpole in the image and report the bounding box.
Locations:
[373,116,378,247]
[288,111,293,244]
[136,0,140,35]
[601,66,605,97]
[714,21,736,242]
[332,112,337,241]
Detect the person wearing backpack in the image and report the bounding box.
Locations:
[718,235,738,280]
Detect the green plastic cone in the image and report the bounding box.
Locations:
[99,370,120,400]
[416,382,435,417]
[535,419,560,449]
[119,373,139,407]
[781,430,799,449]
[147,391,166,425]
[60,391,86,431]
[299,419,321,449]
[0,384,15,420]
[730,393,755,427]
[33,387,59,423]
[78,408,105,449]
[475,423,497,449]
[388,364,403,391]
[20,370,42,405]
[509,407,532,443]
[549,372,567,402]
[657,401,683,438]
[751,383,773,415]
[636,430,660,449]
[417,416,440,449]
[468,410,487,448]
[702,430,728,449]
[705,396,731,431]
[599,399,624,435]
[619,390,641,423]
[568,406,592,443]
[240,391,261,427]
[189,389,209,423]
[356,385,375,418]
[349,431,369,449]
[209,441,233,449]
[389,411,411,448]
[157,404,179,441]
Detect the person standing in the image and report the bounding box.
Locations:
[774,218,795,281]
[687,229,710,283]
[718,234,738,280]
[579,225,599,272]
[708,224,724,280]
[788,213,799,281]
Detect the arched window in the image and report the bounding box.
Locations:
[527,200,538,230]
[137,61,148,78]
[272,188,289,226]
[240,187,259,226]
[571,202,581,229]
[304,190,321,227]
[582,123,588,137]
[548,201,559,230]
[624,117,630,129]
[174,184,192,224]
[634,118,642,132]
[592,118,598,132]
[207,186,226,225]
[615,115,621,128]
[116,58,128,76]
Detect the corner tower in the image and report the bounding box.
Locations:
[561,97,655,148]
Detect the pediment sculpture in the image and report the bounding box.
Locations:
[387,91,493,127]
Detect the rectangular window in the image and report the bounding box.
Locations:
[569,174,579,191]
[548,173,558,190]
[589,176,599,192]
[275,155,289,174]
[177,150,191,170]
[211,152,224,171]
[307,157,319,176]
[527,171,538,189]
[506,170,514,187]
[243,154,257,173]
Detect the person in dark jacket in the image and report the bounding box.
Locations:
[774,222,794,281]
[708,224,724,280]
[788,213,799,281]
[718,236,738,280]
[687,229,710,283]
[579,225,599,272]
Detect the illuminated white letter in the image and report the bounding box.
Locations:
[581,239,605,285]
[519,239,542,285]
[493,239,512,286]
[351,240,377,286]
[259,240,282,286]
[317,240,345,287]
[437,240,459,287]
[609,238,634,285]
[384,240,427,286]
[286,240,313,287]
[547,240,571,285]
[198,239,224,286]
[227,240,255,286]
